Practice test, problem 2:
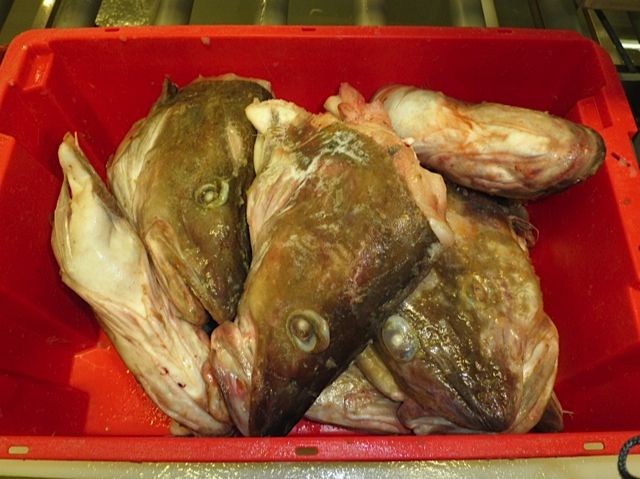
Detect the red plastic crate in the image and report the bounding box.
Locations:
[0,26,639,462]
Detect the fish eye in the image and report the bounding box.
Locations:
[194,179,229,208]
[381,314,418,362]
[287,310,330,353]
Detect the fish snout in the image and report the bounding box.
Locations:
[209,312,257,436]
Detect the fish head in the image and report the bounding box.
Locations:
[122,78,272,324]
[377,185,555,432]
[213,218,374,436]
[212,96,445,436]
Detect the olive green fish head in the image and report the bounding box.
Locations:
[210,97,447,437]
[239,231,373,436]
[113,76,272,324]
[377,185,555,432]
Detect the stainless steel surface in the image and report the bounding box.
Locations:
[255,0,288,25]
[153,0,193,25]
[52,0,101,27]
[287,0,355,25]
[449,0,485,26]
[480,0,498,27]
[629,10,640,42]
[0,1,13,30]
[0,0,633,68]
[538,0,588,34]
[0,0,54,44]
[355,0,385,26]
[95,0,158,26]
[595,8,638,72]
[1,455,639,478]
[527,0,545,28]
[189,0,258,25]
[578,0,640,11]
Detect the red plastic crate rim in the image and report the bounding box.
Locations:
[0,25,639,462]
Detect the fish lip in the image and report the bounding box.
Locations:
[210,309,257,436]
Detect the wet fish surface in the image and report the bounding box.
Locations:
[374,182,560,433]
[209,86,452,436]
[305,363,409,434]
[306,180,563,435]
[108,74,272,325]
[51,134,233,435]
[374,85,605,199]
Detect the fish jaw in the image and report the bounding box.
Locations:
[52,134,233,436]
[532,393,564,433]
[209,309,257,436]
[142,219,210,324]
[374,84,605,199]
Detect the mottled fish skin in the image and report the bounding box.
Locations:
[375,183,559,433]
[305,363,409,435]
[51,134,233,436]
[210,91,451,436]
[374,85,605,199]
[108,75,272,325]
[307,365,562,435]
[399,393,563,435]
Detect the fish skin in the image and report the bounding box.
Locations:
[532,393,564,433]
[210,92,450,436]
[374,85,605,199]
[399,392,563,434]
[51,134,233,436]
[375,182,559,433]
[108,75,272,325]
[305,363,410,435]
[305,350,562,435]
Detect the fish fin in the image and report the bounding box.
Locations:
[52,135,232,436]
[162,77,179,101]
[324,83,392,128]
[143,221,210,325]
[393,155,454,247]
[507,311,559,433]
[532,392,564,432]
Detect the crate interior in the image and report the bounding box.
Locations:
[0,27,638,437]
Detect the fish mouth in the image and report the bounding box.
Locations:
[209,309,257,436]
[210,309,320,436]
